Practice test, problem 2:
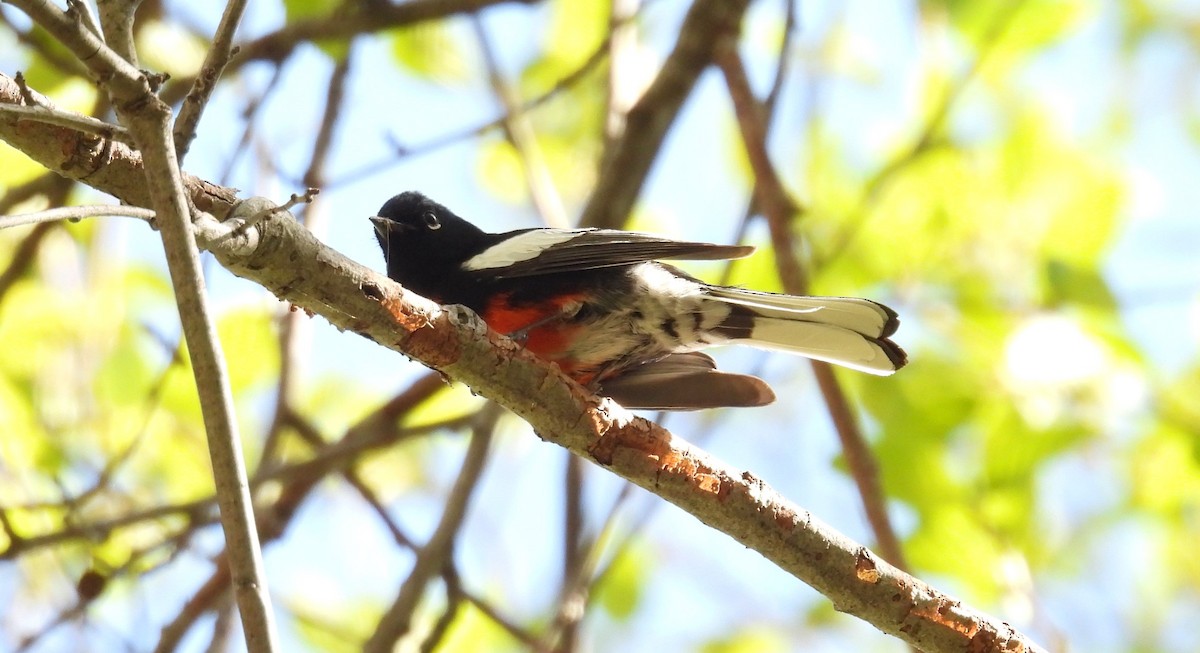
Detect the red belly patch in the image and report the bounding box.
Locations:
[481,292,587,371]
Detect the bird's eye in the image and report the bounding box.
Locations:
[422,211,441,230]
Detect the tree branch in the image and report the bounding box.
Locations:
[0,203,155,228]
[362,404,498,653]
[0,70,1046,653]
[471,14,568,228]
[95,0,139,65]
[154,374,449,651]
[154,0,544,109]
[714,34,910,572]
[0,3,278,649]
[579,0,752,228]
[0,102,134,145]
[173,0,250,162]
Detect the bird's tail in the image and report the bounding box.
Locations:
[706,287,907,375]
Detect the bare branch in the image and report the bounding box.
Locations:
[327,33,611,189]
[229,0,541,68]
[0,173,72,305]
[9,0,149,99]
[0,203,155,229]
[153,373,447,650]
[95,0,139,64]
[122,106,279,653]
[714,34,909,571]
[0,102,134,145]
[246,187,319,223]
[1,4,280,649]
[579,0,752,228]
[418,568,465,653]
[471,15,568,228]
[363,405,499,653]
[714,37,806,292]
[556,455,586,652]
[174,0,250,162]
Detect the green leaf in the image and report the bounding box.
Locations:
[137,20,209,78]
[1042,259,1117,310]
[477,139,529,204]
[928,0,1090,56]
[399,383,485,430]
[216,307,280,395]
[436,600,519,652]
[283,0,350,59]
[593,542,651,621]
[700,627,788,653]
[390,22,469,82]
[283,0,339,21]
[545,0,608,66]
[0,142,50,190]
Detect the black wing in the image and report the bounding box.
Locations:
[462,228,754,279]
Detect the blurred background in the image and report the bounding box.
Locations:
[1,0,1199,651]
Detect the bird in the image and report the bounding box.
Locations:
[370,191,906,410]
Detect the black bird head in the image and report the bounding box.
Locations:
[370,191,488,300]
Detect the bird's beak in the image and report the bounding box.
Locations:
[369,215,390,238]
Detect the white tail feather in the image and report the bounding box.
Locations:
[707,287,894,336]
[742,317,899,375]
[705,288,903,375]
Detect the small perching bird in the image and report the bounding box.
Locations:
[371,191,906,410]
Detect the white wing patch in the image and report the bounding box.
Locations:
[463,230,589,271]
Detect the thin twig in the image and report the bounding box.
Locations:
[174,0,250,162]
[460,589,549,651]
[579,0,752,228]
[470,15,568,228]
[362,404,499,653]
[245,188,318,224]
[5,2,281,648]
[418,566,465,653]
[558,455,586,652]
[0,103,134,144]
[151,373,446,651]
[0,204,156,229]
[297,48,351,236]
[714,37,806,292]
[0,173,72,305]
[259,45,349,468]
[717,0,796,287]
[218,64,285,187]
[284,409,418,550]
[818,0,1028,267]
[812,364,909,569]
[713,29,909,571]
[327,22,613,191]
